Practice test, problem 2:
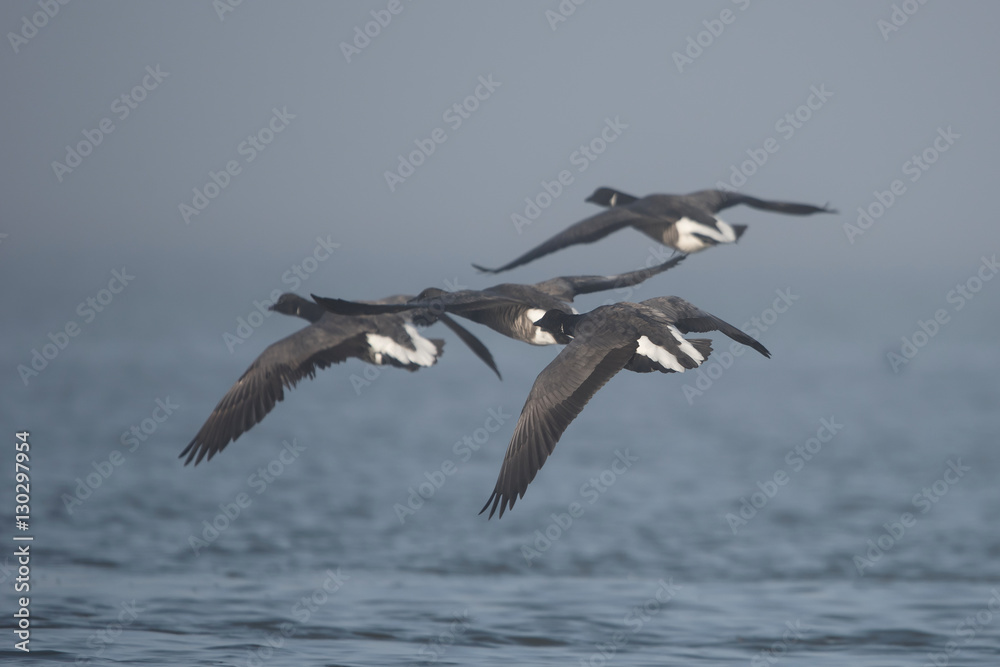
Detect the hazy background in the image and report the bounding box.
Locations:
[2,2,1000,665]
[3,0,999,392]
[2,1,999,291]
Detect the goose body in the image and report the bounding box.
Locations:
[180,293,498,465]
[473,187,835,273]
[480,296,770,518]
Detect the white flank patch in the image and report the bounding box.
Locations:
[635,335,685,372]
[673,216,739,253]
[526,308,558,345]
[714,217,739,242]
[666,324,705,365]
[366,324,439,367]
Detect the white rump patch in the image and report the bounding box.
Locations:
[366,323,439,367]
[635,335,685,372]
[526,308,558,345]
[666,324,705,365]
[672,216,739,253]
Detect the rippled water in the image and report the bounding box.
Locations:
[3,280,1000,666]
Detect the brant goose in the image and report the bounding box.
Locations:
[180,293,499,465]
[312,255,686,346]
[480,296,770,518]
[473,187,835,273]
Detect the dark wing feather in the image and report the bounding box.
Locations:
[436,313,502,379]
[472,207,644,274]
[180,322,369,465]
[684,189,837,215]
[313,290,518,317]
[640,296,771,358]
[480,338,635,518]
[533,254,686,302]
[310,292,453,316]
[311,295,414,316]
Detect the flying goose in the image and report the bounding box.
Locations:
[480,296,770,518]
[180,293,499,465]
[473,187,835,273]
[311,255,686,346]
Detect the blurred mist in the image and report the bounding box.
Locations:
[2,1,999,302]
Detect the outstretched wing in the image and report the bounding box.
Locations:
[640,296,771,358]
[532,254,686,302]
[472,207,644,274]
[313,290,513,317]
[480,337,635,518]
[311,295,415,316]
[684,189,837,216]
[180,322,370,465]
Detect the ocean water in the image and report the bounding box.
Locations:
[2,270,1000,666]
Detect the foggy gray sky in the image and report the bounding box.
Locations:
[2,1,999,357]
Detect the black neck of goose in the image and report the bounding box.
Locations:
[534,310,582,338]
[560,313,584,336]
[295,300,327,323]
[271,294,327,322]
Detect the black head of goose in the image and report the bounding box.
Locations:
[480,296,770,519]
[584,186,640,208]
[270,291,327,322]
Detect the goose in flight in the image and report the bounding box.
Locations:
[312,255,686,346]
[473,187,835,273]
[180,293,499,465]
[480,296,770,518]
